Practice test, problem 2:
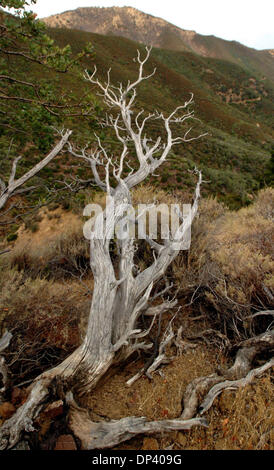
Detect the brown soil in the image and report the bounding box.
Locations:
[84,345,217,422]
[79,341,273,450]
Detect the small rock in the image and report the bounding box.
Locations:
[54,434,77,450]
[0,402,16,419]
[142,437,159,450]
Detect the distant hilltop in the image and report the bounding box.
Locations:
[43,6,274,81]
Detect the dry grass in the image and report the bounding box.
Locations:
[203,189,274,338]
[209,189,274,302]
[0,270,90,384]
[84,344,218,421]
[132,185,192,206]
[171,188,274,341]
[4,209,89,280]
[0,205,93,385]
[82,343,273,451]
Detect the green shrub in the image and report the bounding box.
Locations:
[6,233,18,242]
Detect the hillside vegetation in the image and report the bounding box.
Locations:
[43,6,274,81]
[0,5,273,451]
[51,27,274,207]
[1,187,273,450]
[2,25,272,223]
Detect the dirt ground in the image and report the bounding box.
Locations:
[79,343,273,451]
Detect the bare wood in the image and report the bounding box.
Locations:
[247,310,274,320]
[67,391,207,450]
[0,331,12,353]
[0,380,50,450]
[199,358,274,415]
[0,331,13,399]
[186,328,231,348]
[181,373,223,420]
[0,357,10,400]
[0,130,72,210]
[181,328,274,419]
[223,329,274,380]
[174,326,198,355]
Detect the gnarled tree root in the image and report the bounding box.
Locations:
[199,358,274,415]
[0,379,51,450]
[0,368,207,450]
[181,329,274,419]
[0,331,12,353]
[0,329,273,450]
[67,392,207,449]
[0,331,13,402]
[0,341,115,449]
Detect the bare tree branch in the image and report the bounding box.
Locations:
[0,129,72,210]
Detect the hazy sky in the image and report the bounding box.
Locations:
[22,0,274,50]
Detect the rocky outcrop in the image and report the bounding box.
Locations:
[43,6,195,52]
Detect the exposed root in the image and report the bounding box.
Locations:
[247,309,274,320]
[0,379,51,450]
[220,329,274,380]
[0,331,12,353]
[1,322,273,450]
[181,328,274,420]
[0,344,115,449]
[0,346,79,448]
[187,329,230,349]
[67,392,208,450]
[181,373,224,419]
[145,321,175,379]
[199,358,274,415]
[174,326,198,355]
[0,357,10,400]
[127,317,175,386]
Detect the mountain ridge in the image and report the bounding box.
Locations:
[43,6,274,81]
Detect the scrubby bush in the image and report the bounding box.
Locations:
[6,219,90,280]
[174,188,274,341]
[0,269,90,385]
[6,233,18,242]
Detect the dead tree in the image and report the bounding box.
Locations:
[1,46,273,451]
[0,46,209,449]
